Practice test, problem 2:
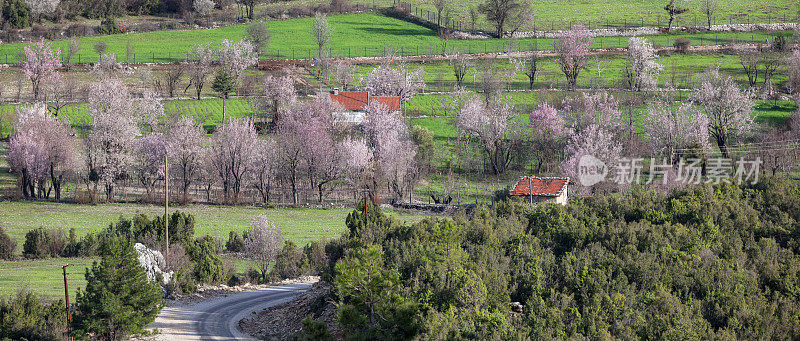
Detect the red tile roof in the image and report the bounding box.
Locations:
[375,96,401,111]
[509,176,569,197]
[329,91,401,111]
[330,91,370,111]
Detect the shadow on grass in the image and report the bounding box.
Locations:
[755,101,796,126]
[356,27,436,38]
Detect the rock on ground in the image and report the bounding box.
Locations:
[134,243,173,285]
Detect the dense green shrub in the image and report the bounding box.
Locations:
[0,226,15,260]
[291,318,333,341]
[323,179,800,340]
[1,0,29,29]
[187,237,226,284]
[102,211,195,249]
[271,241,303,280]
[0,290,66,340]
[225,230,247,252]
[74,236,162,340]
[22,228,66,259]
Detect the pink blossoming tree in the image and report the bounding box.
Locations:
[218,39,258,81]
[554,25,592,90]
[250,138,277,204]
[8,103,75,200]
[456,95,519,174]
[643,101,710,162]
[691,67,755,158]
[245,215,283,282]
[85,78,141,202]
[208,117,257,204]
[167,117,204,204]
[528,102,566,173]
[361,62,426,103]
[363,101,418,201]
[22,38,62,101]
[135,133,167,201]
[563,124,622,193]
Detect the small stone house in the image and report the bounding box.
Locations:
[509,176,570,206]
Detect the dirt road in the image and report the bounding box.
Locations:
[147,280,316,340]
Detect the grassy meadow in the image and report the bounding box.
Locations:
[0,13,789,64]
[0,200,433,250]
[331,0,798,31]
[0,257,95,301]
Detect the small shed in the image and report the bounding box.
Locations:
[509,176,570,206]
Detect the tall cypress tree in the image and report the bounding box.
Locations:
[74,237,162,340]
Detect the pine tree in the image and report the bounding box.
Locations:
[211,69,236,122]
[75,237,162,340]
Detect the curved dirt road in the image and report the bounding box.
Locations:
[148,281,315,340]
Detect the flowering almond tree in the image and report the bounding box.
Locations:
[338,137,372,191]
[85,78,141,202]
[218,39,258,81]
[208,118,257,204]
[167,117,204,204]
[276,96,338,205]
[135,133,167,201]
[554,25,592,91]
[8,103,75,200]
[361,63,426,103]
[363,101,418,201]
[311,13,332,57]
[456,95,518,174]
[245,215,283,283]
[185,43,215,100]
[563,124,622,192]
[250,138,277,204]
[562,92,621,134]
[626,37,662,91]
[252,75,296,125]
[691,68,755,158]
[643,101,710,162]
[22,38,62,101]
[528,102,566,173]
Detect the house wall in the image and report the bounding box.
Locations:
[555,187,568,205]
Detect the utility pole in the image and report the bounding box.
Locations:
[363,191,368,228]
[164,154,169,259]
[62,264,72,341]
[529,177,533,206]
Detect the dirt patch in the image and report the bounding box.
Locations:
[239,281,341,340]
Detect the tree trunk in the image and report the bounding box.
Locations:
[222,97,226,122]
[716,135,729,158]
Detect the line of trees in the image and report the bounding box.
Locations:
[8,39,437,205]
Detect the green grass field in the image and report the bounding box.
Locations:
[0,257,95,301]
[334,0,797,32]
[0,98,255,137]
[0,13,788,64]
[0,201,432,251]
